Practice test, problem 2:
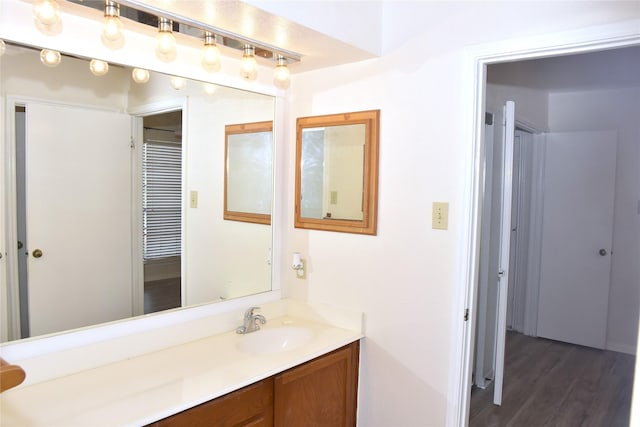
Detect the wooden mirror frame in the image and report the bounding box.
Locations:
[295,110,380,235]
[224,121,273,225]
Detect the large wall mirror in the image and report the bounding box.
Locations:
[295,110,380,235]
[0,43,275,343]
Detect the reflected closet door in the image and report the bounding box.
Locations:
[26,102,133,336]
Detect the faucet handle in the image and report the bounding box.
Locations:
[245,306,261,317]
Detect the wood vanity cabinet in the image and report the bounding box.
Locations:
[147,341,359,427]
[148,378,274,427]
[274,341,359,427]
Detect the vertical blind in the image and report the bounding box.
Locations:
[142,138,182,260]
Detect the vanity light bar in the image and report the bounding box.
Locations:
[116,0,302,64]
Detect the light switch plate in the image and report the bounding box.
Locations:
[330,191,338,205]
[432,202,449,230]
[190,190,198,208]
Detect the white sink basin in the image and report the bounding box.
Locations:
[236,326,315,355]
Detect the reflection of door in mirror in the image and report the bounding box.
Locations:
[301,125,365,221]
[16,101,133,339]
[142,111,183,314]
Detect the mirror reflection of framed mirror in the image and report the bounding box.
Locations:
[224,121,273,225]
[295,110,380,235]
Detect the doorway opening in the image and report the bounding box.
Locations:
[466,44,640,425]
[141,110,183,314]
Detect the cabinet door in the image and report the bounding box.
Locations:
[150,378,273,427]
[274,342,359,427]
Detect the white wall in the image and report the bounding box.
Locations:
[324,125,365,219]
[185,93,274,303]
[548,87,640,354]
[246,0,383,56]
[284,3,640,426]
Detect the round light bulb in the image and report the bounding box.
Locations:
[203,83,217,95]
[202,44,221,73]
[89,59,109,76]
[170,76,186,90]
[33,0,60,27]
[102,15,123,43]
[40,49,61,67]
[0,39,5,57]
[156,31,176,62]
[240,55,257,81]
[274,64,291,89]
[132,68,150,84]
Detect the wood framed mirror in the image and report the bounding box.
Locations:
[224,121,274,225]
[295,110,380,235]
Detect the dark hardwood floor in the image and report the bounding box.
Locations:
[144,277,181,314]
[470,331,635,427]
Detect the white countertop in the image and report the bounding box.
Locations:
[0,304,363,427]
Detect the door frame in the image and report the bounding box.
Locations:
[447,21,640,427]
[128,99,187,316]
[3,96,23,341]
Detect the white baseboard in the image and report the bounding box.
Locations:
[606,341,637,355]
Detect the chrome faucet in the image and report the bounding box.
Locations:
[236,306,267,334]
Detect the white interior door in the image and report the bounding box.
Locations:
[506,133,521,331]
[506,130,535,334]
[493,100,515,406]
[26,102,133,336]
[537,131,617,349]
[474,114,497,390]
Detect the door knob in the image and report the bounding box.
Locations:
[17,241,23,249]
[599,249,607,256]
[32,249,43,258]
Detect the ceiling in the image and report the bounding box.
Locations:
[71,0,639,81]
[119,0,379,73]
[488,45,640,91]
